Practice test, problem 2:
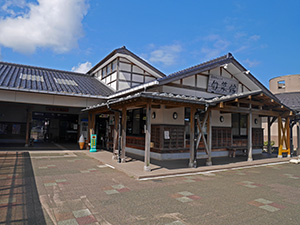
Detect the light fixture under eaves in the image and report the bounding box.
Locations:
[223,64,228,69]
[244,70,250,75]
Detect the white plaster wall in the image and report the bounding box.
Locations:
[145,77,155,82]
[151,106,184,125]
[211,110,231,127]
[182,76,195,86]
[119,62,131,71]
[0,90,103,108]
[196,75,208,89]
[252,114,261,128]
[133,65,143,74]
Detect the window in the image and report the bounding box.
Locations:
[232,113,247,137]
[126,108,146,136]
[102,68,106,78]
[278,80,285,89]
[112,60,117,72]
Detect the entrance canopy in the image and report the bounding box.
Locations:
[84,90,294,117]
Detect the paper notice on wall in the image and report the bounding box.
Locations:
[164,130,170,139]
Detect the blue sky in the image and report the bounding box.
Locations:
[0,0,299,87]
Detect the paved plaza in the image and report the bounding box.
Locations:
[1,151,300,224]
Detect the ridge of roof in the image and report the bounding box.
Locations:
[0,61,90,77]
[275,91,300,96]
[87,46,166,77]
[158,53,233,84]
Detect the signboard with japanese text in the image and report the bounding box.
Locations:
[90,134,97,152]
[207,75,238,95]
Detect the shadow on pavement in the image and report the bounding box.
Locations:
[0,152,46,224]
[125,152,278,170]
[0,142,79,151]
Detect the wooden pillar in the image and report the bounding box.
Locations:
[297,122,300,156]
[112,112,119,160]
[189,107,196,168]
[88,112,95,143]
[267,116,271,155]
[25,108,31,147]
[278,117,283,158]
[286,117,291,157]
[144,103,151,171]
[121,107,127,163]
[247,111,253,161]
[206,110,212,166]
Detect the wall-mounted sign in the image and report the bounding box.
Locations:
[207,75,238,95]
[164,130,170,139]
[46,107,69,112]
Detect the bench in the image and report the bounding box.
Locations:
[227,147,248,158]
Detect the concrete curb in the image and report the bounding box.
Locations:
[85,150,292,180]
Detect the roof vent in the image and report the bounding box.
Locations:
[54,77,78,86]
[20,73,44,82]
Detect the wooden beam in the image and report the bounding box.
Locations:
[144,102,151,171]
[227,99,265,106]
[88,112,95,144]
[248,111,253,161]
[267,116,271,154]
[278,117,283,158]
[196,112,209,156]
[189,107,196,168]
[213,105,282,117]
[113,112,119,160]
[219,102,224,108]
[206,110,212,166]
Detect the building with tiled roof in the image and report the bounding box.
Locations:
[0,47,295,170]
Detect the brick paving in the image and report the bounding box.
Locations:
[1,151,300,224]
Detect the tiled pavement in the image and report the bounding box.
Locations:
[1,151,300,224]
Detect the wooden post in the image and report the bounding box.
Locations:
[189,107,196,168]
[278,117,282,158]
[144,103,151,171]
[247,111,253,161]
[267,116,271,155]
[113,112,119,160]
[297,122,300,156]
[206,110,212,166]
[286,117,291,157]
[121,107,127,163]
[25,108,31,147]
[88,112,95,144]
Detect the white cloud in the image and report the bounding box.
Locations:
[71,61,92,73]
[201,35,230,60]
[148,44,183,66]
[0,0,89,53]
[243,58,260,68]
[249,35,260,41]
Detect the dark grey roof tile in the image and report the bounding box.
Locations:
[0,61,114,97]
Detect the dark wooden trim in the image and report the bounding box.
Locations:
[116,57,120,90]
[119,70,155,78]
